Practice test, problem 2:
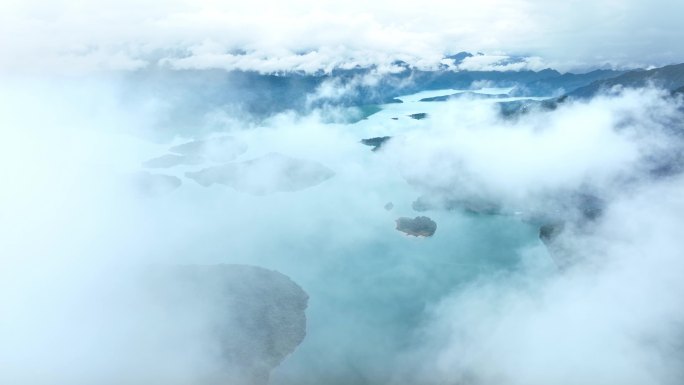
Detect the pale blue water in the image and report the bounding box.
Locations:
[130,88,552,384]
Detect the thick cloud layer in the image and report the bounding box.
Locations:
[377,90,684,384]
[398,177,684,385]
[2,67,684,385]
[390,88,684,209]
[1,0,684,74]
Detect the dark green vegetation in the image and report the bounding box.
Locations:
[420,91,512,102]
[360,136,392,151]
[408,113,428,120]
[497,96,567,117]
[510,69,626,96]
[412,195,501,215]
[569,63,684,98]
[499,63,684,117]
[148,265,308,385]
[395,216,438,237]
[120,53,641,136]
[352,105,383,122]
[539,222,565,245]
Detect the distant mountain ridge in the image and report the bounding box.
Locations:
[123,53,650,132]
[511,69,626,96]
[496,62,684,118]
[569,63,684,98]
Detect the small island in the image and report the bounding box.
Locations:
[185,152,335,195]
[419,92,510,102]
[407,113,428,120]
[360,136,392,151]
[170,135,247,162]
[395,216,437,237]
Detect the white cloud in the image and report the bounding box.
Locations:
[457,54,549,72]
[367,88,684,384]
[2,69,684,384]
[404,175,684,384]
[1,0,683,74]
[386,88,682,210]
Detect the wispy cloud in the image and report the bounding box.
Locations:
[2,0,683,74]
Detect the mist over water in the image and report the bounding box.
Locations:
[2,70,684,385]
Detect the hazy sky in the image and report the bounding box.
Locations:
[1,0,683,73]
